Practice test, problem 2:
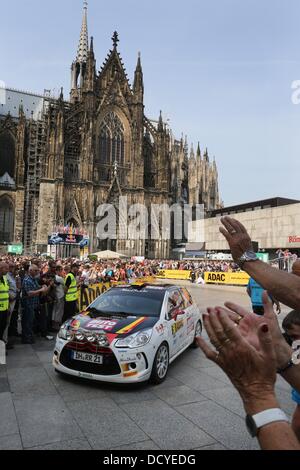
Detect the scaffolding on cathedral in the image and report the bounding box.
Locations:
[23,117,45,253]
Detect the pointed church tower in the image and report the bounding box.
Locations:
[196,142,201,160]
[133,52,144,104]
[158,110,164,132]
[84,36,96,94]
[70,1,89,102]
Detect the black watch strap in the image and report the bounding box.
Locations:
[277,360,294,374]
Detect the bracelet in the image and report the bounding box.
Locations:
[277,360,294,374]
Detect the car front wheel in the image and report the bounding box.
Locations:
[150,342,169,385]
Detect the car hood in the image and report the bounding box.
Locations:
[67,313,158,337]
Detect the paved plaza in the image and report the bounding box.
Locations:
[0,284,294,450]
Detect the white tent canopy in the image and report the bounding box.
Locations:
[91,250,128,260]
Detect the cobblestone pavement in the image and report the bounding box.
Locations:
[0,284,294,450]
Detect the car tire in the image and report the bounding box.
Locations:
[190,320,203,348]
[150,342,169,385]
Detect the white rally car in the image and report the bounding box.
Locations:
[53,284,202,385]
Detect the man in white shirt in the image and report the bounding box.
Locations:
[52,266,65,330]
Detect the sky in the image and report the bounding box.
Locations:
[1,0,300,206]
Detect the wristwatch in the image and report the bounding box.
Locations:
[277,341,300,373]
[237,250,259,268]
[246,408,289,437]
[277,359,296,374]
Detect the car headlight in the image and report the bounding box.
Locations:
[58,326,73,341]
[75,333,85,342]
[58,326,68,340]
[115,328,153,349]
[96,335,110,347]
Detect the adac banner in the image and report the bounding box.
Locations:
[156,270,191,280]
[133,276,156,285]
[77,277,156,311]
[78,282,111,311]
[204,272,250,286]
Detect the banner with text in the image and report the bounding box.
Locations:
[77,277,157,311]
[156,270,191,280]
[204,272,250,286]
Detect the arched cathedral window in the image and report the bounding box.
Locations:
[0,131,15,179]
[99,125,111,165]
[99,113,125,172]
[0,196,14,243]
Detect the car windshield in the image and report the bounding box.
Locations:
[88,288,165,318]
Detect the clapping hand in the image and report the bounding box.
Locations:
[212,292,291,368]
[196,306,277,404]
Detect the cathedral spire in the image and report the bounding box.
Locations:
[112,31,120,50]
[197,142,201,159]
[77,1,89,64]
[133,52,144,102]
[89,35,94,56]
[84,36,96,93]
[204,147,209,162]
[71,1,89,102]
[158,110,164,132]
[136,52,142,72]
[184,135,189,159]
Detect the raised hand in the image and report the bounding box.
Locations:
[197,308,277,404]
[219,216,253,262]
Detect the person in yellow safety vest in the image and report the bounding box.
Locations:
[62,263,80,324]
[0,262,10,342]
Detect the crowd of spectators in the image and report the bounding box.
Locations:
[0,256,241,286]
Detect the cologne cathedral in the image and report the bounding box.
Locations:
[0,3,221,258]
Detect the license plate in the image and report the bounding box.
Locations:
[72,351,103,364]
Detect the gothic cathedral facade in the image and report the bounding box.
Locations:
[0,4,221,257]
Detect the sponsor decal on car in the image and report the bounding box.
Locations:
[187,317,195,335]
[116,317,146,335]
[145,286,165,290]
[85,319,118,331]
[172,319,184,336]
[119,353,137,363]
[155,324,165,335]
[78,371,94,379]
[71,319,81,330]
